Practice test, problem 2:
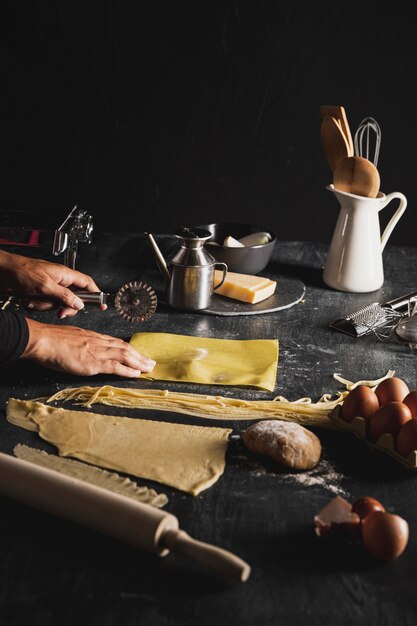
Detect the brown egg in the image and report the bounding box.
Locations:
[362,511,409,561]
[341,386,379,423]
[352,496,385,522]
[396,418,417,458]
[375,377,410,405]
[403,391,417,417]
[346,496,385,539]
[367,402,412,442]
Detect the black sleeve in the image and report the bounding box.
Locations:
[0,310,30,365]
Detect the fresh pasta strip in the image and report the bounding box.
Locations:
[13,445,168,508]
[7,400,231,496]
[45,387,345,429]
[333,370,394,391]
[130,332,279,392]
[41,372,395,430]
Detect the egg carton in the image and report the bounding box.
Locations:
[330,406,417,468]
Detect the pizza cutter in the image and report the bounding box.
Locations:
[0,280,158,323]
[75,280,158,323]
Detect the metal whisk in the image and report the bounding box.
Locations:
[354,117,382,166]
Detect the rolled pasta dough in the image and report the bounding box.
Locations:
[130,332,279,392]
[6,399,231,496]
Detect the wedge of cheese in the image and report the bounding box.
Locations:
[214,270,276,304]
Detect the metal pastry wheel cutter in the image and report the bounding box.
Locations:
[1,280,158,323]
[75,280,158,323]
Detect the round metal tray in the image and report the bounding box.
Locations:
[144,270,305,317]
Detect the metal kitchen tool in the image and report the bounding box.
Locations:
[330,290,417,338]
[394,314,417,345]
[53,206,94,269]
[113,281,157,322]
[0,280,157,323]
[354,117,381,167]
[146,228,228,311]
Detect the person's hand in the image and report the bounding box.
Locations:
[22,319,156,377]
[0,250,104,318]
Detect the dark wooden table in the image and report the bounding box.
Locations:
[1,233,417,626]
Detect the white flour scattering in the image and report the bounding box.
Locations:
[238,449,350,498]
[276,458,350,498]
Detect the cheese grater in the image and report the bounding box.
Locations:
[330,291,417,337]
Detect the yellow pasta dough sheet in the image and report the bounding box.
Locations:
[6,399,231,496]
[130,332,279,392]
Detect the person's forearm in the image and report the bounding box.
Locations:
[21,318,156,377]
[0,310,29,365]
[0,249,12,266]
[0,250,16,290]
[0,251,104,317]
[0,249,18,270]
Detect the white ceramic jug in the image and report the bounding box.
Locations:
[323,184,407,293]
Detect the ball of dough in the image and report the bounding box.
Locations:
[243,420,321,470]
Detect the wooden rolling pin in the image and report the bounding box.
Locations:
[0,453,250,582]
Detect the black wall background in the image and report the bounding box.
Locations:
[0,0,416,245]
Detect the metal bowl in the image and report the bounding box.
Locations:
[196,222,276,274]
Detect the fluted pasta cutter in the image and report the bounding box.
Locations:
[0,280,158,323]
[112,281,158,322]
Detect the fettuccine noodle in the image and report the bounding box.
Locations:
[43,371,394,429]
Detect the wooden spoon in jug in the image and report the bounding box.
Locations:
[320,105,354,156]
[320,115,351,172]
[333,156,380,197]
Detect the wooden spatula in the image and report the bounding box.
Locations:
[320,115,351,172]
[320,105,354,156]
